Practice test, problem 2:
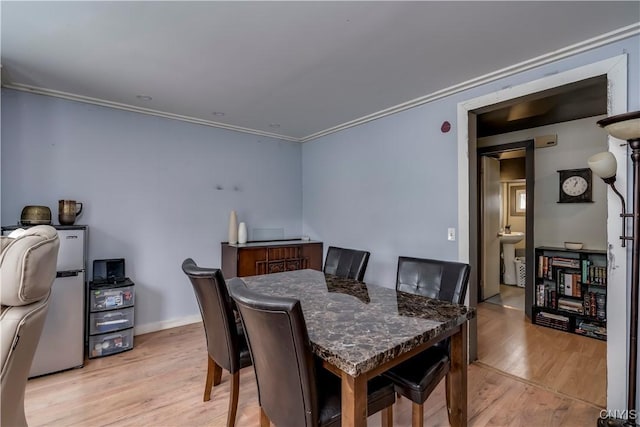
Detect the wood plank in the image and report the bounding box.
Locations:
[477,302,606,406]
[24,322,603,427]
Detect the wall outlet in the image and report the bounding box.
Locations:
[448,228,456,241]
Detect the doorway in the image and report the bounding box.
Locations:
[458,55,628,410]
[478,142,534,314]
[478,143,534,313]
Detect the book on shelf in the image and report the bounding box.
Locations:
[537,311,569,322]
[581,259,607,285]
[551,257,580,269]
[582,291,606,320]
[537,284,557,308]
[556,270,581,297]
[581,259,589,283]
[538,255,555,280]
[558,297,584,314]
[575,320,606,338]
[597,293,606,319]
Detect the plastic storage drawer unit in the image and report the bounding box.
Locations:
[89,328,134,358]
[90,285,134,311]
[89,307,134,335]
[88,277,136,358]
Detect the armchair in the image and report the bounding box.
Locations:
[1,225,59,427]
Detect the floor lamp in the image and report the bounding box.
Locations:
[590,111,640,427]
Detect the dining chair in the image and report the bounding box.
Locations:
[384,256,470,427]
[323,246,370,281]
[181,258,252,427]
[228,278,396,427]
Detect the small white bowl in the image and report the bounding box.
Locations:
[564,242,583,250]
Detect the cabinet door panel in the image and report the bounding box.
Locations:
[238,248,267,277]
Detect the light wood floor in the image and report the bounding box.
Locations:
[484,285,525,311]
[25,322,603,427]
[477,302,607,407]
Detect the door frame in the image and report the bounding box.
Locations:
[457,54,628,410]
[477,140,535,317]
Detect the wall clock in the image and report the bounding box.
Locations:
[558,168,593,203]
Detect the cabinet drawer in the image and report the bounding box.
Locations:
[89,307,134,335]
[89,328,134,358]
[90,285,134,311]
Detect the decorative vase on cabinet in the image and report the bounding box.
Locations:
[238,222,247,244]
[228,210,238,244]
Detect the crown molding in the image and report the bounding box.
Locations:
[299,22,640,142]
[0,82,301,142]
[2,23,638,144]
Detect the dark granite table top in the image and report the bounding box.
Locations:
[237,269,476,377]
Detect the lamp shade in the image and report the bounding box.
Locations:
[588,151,617,179]
[597,111,640,141]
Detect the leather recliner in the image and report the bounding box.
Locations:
[1,225,60,427]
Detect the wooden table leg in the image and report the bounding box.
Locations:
[449,322,468,427]
[341,372,367,427]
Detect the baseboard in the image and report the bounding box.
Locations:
[134,314,202,336]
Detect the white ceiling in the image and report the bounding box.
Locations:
[2,1,639,141]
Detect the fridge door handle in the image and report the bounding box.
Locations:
[57,271,80,278]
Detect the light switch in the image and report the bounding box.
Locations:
[447,228,456,241]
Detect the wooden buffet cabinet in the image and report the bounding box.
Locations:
[221,240,323,278]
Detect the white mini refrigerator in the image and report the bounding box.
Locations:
[29,226,87,377]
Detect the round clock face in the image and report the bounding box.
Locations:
[562,175,589,196]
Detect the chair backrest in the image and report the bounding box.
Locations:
[396,256,470,305]
[1,225,59,427]
[229,279,318,427]
[181,258,243,373]
[323,246,370,281]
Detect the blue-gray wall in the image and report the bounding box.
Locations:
[1,89,303,328]
[302,35,639,288]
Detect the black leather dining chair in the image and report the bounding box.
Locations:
[323,246,370,281]
[181,258,252,427]
[228,278,396,427]
[384,256,470,427]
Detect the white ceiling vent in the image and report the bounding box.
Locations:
[535,134,558,148]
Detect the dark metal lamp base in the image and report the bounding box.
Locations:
[598,416,636,427]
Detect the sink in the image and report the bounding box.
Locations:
[498,232,524,285]
[498,232,524,244]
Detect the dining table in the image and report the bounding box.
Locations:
[237,269,476,427]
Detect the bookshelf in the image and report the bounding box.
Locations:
[534,246,607,341]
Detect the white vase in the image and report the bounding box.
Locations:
[238,222,248,244]
[228,211,238,244]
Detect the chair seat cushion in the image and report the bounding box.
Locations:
[318,370,395,427]
[383,346,450,404]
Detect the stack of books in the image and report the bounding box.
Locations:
[558,297,584,314]
[575,320,607,339]
[535,311,569,331]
